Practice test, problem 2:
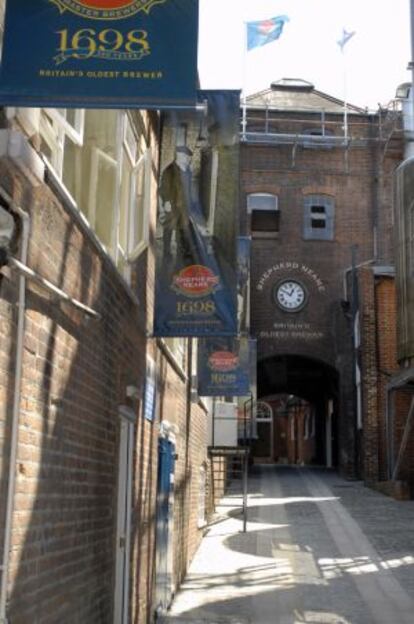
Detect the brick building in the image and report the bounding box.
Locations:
[390,82,414,495]
[0,103,213,623]
[241,79,404,481]
[251,397,315,465]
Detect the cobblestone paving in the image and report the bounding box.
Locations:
[160,466,414,624]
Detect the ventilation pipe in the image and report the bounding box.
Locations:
[394,1,414,158]
[402,0,414,159]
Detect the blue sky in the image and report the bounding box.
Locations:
[198,0,411,110]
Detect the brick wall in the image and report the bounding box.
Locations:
[358,267,380,482]
[243,104,403,476]
[357,270,414,489]
[0,122,210,623]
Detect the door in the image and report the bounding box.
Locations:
[114,410,134,624]
[251,402,274,461]
[154,437,176,616]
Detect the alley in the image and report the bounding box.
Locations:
[161,467,414,624]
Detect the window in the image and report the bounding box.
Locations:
[247,193,279,233]
[164,338,186,370]
[303,195,334,240]
[37,108,152,283]
[302,128,336,149]
[256,401,273,420]
[311,205,327,229]
[117,114,151,279]
[40,109,85,203]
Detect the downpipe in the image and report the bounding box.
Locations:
[0,188,30,624]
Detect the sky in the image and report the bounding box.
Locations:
[198,0,412,111]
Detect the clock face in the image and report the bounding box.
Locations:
[275,280,307,311]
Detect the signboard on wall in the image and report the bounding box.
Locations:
[144,355,157,422]
[153,90,240,337]
[197,338,251,397]
[0,0,198,108]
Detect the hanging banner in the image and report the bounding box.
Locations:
[0,0,198,108]
[197,338,251,397]
[237,236,251,335]
[153,90,240,336]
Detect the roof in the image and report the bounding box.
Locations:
[246,78,366,114]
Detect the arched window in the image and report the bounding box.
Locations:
[247,193,279,233]
[256,401,273,421]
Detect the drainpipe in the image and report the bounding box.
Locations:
[0,188,30,624]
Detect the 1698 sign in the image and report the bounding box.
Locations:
[55,27,150,64]
[51,0,167,20]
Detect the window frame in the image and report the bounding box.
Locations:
[39,108,85,182]
[247,192,280,234]
[116,113,151,277]
[256,401,273,421]
[37,107,152,284]
[163,337,186,372]
[303,194,335,241]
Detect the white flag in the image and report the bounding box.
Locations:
[337,28,355,52]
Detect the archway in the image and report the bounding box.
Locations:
[255,354,339,467]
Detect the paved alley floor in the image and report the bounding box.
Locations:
[160,465,414,624]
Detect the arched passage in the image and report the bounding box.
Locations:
[254,354,340,468]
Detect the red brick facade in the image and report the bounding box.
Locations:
[0,112,210,623]
[242,81,404,483]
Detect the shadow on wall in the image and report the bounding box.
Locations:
[0,174,151,623]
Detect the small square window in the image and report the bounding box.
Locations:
[304,195,334,240]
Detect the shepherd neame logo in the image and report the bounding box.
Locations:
[51,0,167,20]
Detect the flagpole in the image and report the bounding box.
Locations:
[242,21,248,140]
[242,14,289,140]
[343,50,348,142]
[338,29,355,143]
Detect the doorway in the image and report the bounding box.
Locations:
[250,401,273,461]
[154,435,176,616]
[114,406,135,624]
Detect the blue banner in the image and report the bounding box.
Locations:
[153,90,240,337]
[197,338,251,397]
[237,236,251,335]
[0,0,198,108]
[143,354,157,421]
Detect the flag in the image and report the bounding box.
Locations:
[247,15,289,51]
[337,28,355,52]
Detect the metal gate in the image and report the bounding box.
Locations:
[154,436,176,617]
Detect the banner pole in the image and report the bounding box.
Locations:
[242,21,248,140]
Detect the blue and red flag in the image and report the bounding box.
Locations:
[247,15,289,51]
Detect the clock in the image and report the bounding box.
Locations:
[274,279,307,311]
